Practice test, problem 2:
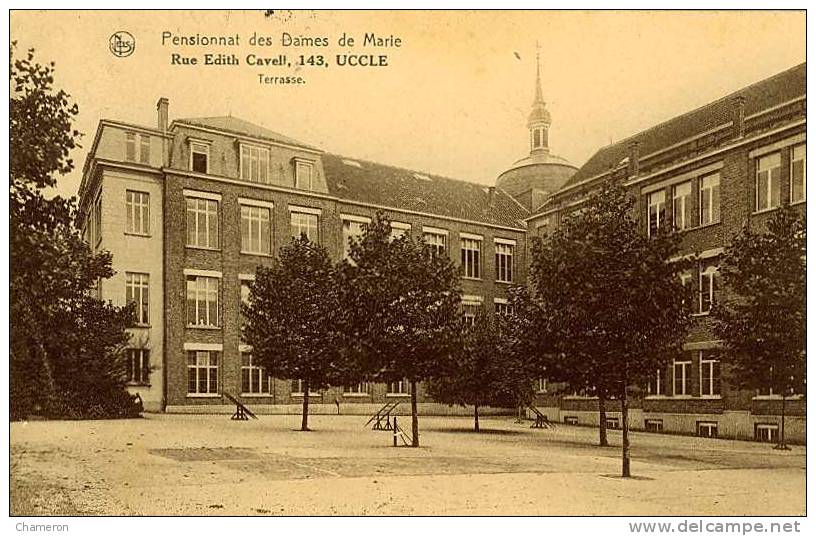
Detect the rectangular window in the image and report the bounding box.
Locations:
[240,279,252,330]
[342,218,369,259]
[645,419,663,433]
[125,190,150,235]
[536,218,550,236]
[191,142,209,174]
[673,360,691,396]
[125,132,137,162]
[495,300,513,317]
[94,194,102,246]
[139,135,150,164]
[495,242,514,283]
[424,231,447,256]
[241,352,266,395]
[125,272,149,325]
[699,173,721,226]
[700,354,721,397]
[461,237,482,279]
[186,275,220,327]
[344,382,370,396]
[462,298,482,325]
[390,222,410,241]
[126,349,150,385]
[755,152,781,211]
[240,145,270,184]
[536,378,547,393]
[791,144,806,204]
[680,271,693,310]
[754,424,779,443]
[387,379,411,396]
[672,181,692,231]
[697,421,718,438]
[699,262,719,313]
[647,369,664,396]
[290,211,319,242]
[295,161,314,190]
[240,205,272,255]
[186,197,219,249]
[187,350,219,395]
[564,416,579,425]
[647,190,666,237]
[605,417,621,430]
[291,379,319,396]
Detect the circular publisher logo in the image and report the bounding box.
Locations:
[109,31,135,58]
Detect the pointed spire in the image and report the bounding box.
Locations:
[533,41,544,105]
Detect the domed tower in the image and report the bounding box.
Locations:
[497,50,577,212]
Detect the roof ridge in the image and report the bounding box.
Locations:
[597,62,806,150]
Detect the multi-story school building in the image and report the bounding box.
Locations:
[526,63,806,444]
[77,62,805,442]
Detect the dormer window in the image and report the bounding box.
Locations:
[190,141,210,174]
[240,144,270,183]
[294,159,315,190]
[125,131,150,164]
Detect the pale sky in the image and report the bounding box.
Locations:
[11,10,806,199]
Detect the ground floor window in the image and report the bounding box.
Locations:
[343,382,370,396]
[605,417,620,429]
[187,351,219,395]
[754,423,779,443]
[387,379,411,396]
[126,348,150,385]
[645,419,663,432]
[241,353,266,395]
[291,379,319,396]
[564,416,579,425]
[697,421,718,438]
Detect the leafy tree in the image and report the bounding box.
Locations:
[243,236,349,431]
[10,44,136,420]
[712,207,806,449]
[339,213,461,447]
[524,178,690,476]
[427,309,535,431]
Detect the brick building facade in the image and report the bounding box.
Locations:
[526,63,806,443]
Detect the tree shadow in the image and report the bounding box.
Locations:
[426,427,527,436]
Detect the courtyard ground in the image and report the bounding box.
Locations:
[10,414,805,516]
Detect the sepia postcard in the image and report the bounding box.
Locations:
[7,7,808,530]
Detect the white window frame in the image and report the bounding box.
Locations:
[697,421,718,438]
[240,143,271,184]
[240,204,272,256]
[494,240,515,283]
[462,295,483,325]
[190,141,210,174]
[187,349,220,397]
[423,228,447,256]
[139,134,150,164]
[125,131,137,162]
[647,189,666,237]
[699,263,718,314]
[125,272,150,325]
[673,360,691,397]
[386,378,411,397]
[460,236,482,279]
[343,382,371,397]
[672,181,692,231]
[700,355,721,398]
[755,423,779,443]
[125,190,150,236]
[294,159,315,190]
[185,193,220,250]
[341,215,370,259]
[185,272,221,328]
[699,173,721,226]
[755,152,781,212]
[494,297,513,317]
[290,210,320,242]
[647,368,664,397]
[390,221,411,240]
[241,351,268,396]
[644,419,663,432]
[536,378,547,393]
[291,379,320,397]
[790,144,806,204]
[126,348,150,385]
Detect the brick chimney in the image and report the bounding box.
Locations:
[628,141,640,177]
[487,186,496,206]
[157,97,169,132]
[732,95,746,139]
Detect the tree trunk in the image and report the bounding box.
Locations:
[777,394,789,450]
[598,391,609,447]
[621,385,631,478]
[300,379,310,431]
[410,380,419,447]
[474,404,480,432]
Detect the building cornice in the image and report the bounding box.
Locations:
[170,121,324,156]
[164,167,527,233]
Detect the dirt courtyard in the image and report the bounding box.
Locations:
[10,414,805,516]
